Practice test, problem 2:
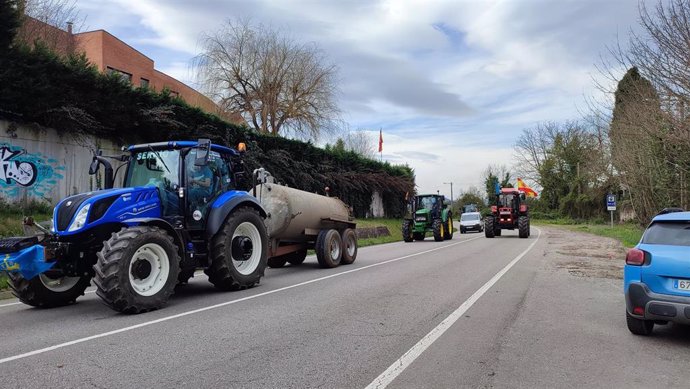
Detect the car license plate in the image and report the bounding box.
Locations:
[674,279,690,291]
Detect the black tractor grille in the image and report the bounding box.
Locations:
[56,193,91,231]
[88,196,118,224]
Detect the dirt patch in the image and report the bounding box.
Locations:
[544,227,626,280]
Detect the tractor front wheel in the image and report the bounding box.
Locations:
[94,226,180,314]
[432,219,445,242]
[485,216,496,238]
[413,232,425,241]
[518,216,530,238]
[8,272,90,308]
[443,215,454,240]
[402,220,414,242]
[206,207,268,291]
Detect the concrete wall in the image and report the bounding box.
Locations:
[0,120,123,205]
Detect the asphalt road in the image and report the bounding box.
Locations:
[0,226,688,388]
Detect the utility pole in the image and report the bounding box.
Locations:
[444,182,453,209]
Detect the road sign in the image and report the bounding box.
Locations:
[607,194,616,211]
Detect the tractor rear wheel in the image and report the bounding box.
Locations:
[402,220,414,242]
[443,216,453,240]
[94,226,180,314]
[341,229,358,265]
[206,207,268,291]
[316,229,342,268]
[518,216,529,238]
[484,216,495,238]
[287,249,308,266]
[432,219,445,242]
[267,256,288,268]
[8,272,90,308]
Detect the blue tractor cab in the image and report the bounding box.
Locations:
[2,139,268,313]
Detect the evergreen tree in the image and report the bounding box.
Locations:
[0,0,20,51]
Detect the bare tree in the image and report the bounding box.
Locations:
[15,0,85,53]
[196,18,340,140]
[344,129,375,158]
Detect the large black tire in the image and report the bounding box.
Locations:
[432,219,445,242]
[316,229,342,268]
[485,216,495,238]
[286,249,307,266]
[205,206,268,291]
[413,232,425,241]
[94,226,180,314]
[626,311,654,335]
[267,256,288,268]
[402,220,414,242]
[341,228,358,265]
[443,215,453,240]
[518,216,529,238]
[8,272,90,308]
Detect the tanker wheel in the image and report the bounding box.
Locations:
[402,220,414,242]
[484,216,495,238]
[316,229,342,268]
[205,207,268,291]
[267,256,288,268]
[286,249,308,266]
[518,216,529,238]
[443,216,453,240]
[8,272,90,308]
[340,228,358,265]
[432,219,445,242]
[94,226,180,314]
[413,232,425,241]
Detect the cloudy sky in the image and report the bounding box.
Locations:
[75,0,642,198]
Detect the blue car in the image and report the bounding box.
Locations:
[624,210,690,335]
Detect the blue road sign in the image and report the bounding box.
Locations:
[607,194,616,211]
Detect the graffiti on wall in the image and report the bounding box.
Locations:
[0,143,65,199]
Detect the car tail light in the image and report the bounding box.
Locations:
[626,248,646,266]
[633,306,645,316]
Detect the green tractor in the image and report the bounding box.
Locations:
[402,194,453,242]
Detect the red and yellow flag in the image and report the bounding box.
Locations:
[517,178,538,197]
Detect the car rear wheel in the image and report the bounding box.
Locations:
[626,311,654,335]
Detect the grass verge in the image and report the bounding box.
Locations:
[533,219,644,248]
[355,218,402,247]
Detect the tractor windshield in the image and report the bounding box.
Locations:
[499,193,517,208]
[417,196,439,211]
[125,150,181,216]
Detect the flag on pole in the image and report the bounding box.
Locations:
[517,178,538,197]
[378,129,383,153]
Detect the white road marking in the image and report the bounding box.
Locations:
[365,228,542,389]
[0,236,483,365]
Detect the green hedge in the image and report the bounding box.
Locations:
[0,44,414,217]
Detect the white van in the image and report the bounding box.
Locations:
[460,212,483,233]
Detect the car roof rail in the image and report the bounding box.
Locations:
[657,207,685,215]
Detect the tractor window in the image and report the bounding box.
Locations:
[500,194,515,207]
[185,150,231,228]
[417,196,438,210]
[126,150,180,216]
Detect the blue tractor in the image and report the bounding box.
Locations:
[1,139,268,313]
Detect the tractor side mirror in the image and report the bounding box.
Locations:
[195,138,211,166]
[88,150,103,175]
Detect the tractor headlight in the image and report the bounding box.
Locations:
[415,216,426,222]
[68,204,91,232]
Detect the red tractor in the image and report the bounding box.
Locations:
[485,188,530,238]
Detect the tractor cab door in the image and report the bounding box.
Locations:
[184,149,233,230]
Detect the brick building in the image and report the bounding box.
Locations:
[18,16,243,124]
